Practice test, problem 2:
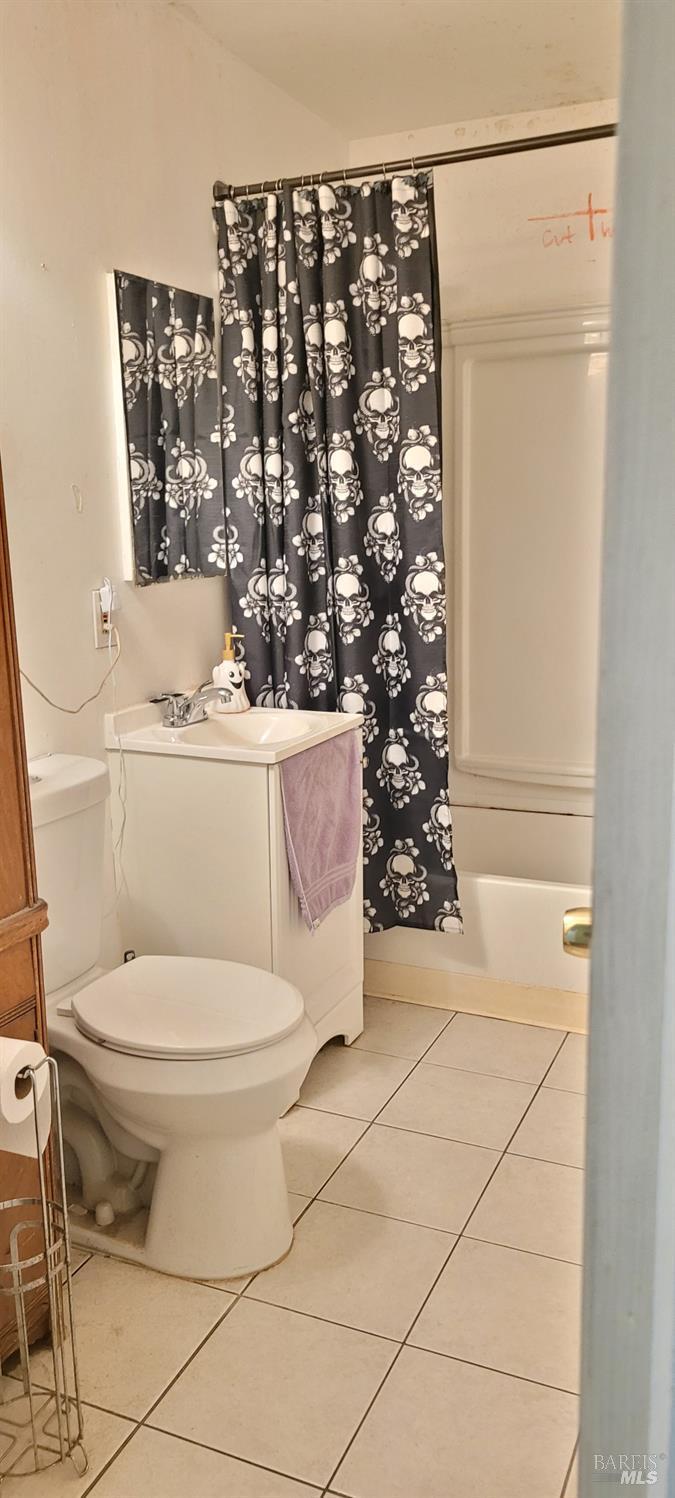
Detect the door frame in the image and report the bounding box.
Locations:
[579,0,675,1488]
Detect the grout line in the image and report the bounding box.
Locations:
[71,1253,93,1276]
[243,1009,460,1303]
[312,1191,477,1235]
[344,1042,453,1063]
[124,1422,328,1493]
[227,1297,401,1348]
[560,1434,579,1497]
[461,1230,582,1267]
[229,1012,465,1493]
[292,1192,582,1264]
[323,1341,408,1492]
[323,1026,573,1493]
[270,1195,459,1239]
[410,1058,568,1085]
[508,1146,584,1170]
[543,1083,587,1097]
[368,1118,517,1152]
[80,1420,143,1496]
[399,1346,580,1398]
[81,1291,242,1496]
[460,1029,571,1239]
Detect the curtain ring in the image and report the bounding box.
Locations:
[382,161,389,183]
[342,166,348,186]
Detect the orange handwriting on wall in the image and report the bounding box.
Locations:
[528,192,614,249]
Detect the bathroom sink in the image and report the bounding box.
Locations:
[172,711,316,747]
[105,705,362,764]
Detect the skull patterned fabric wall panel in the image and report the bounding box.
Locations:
[214,176,461,933]
[114,271,226,583]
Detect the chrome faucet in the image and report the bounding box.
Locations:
[149,684,231,727]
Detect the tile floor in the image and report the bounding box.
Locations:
[2,1000,586,1498]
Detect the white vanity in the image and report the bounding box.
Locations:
[105,705,364,1050]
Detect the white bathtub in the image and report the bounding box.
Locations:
[366,873,591,996]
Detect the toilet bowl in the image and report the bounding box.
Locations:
[49,956,315,1278]
[29,755,317,1280]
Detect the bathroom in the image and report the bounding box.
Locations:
[1,0,673,1494]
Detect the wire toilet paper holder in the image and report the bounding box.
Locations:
[0,1053,87,1482]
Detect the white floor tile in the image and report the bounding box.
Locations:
[424,1013,564,1083]
[150,1297,396,1488]
[280,1106,368,1196]
[0,1400,132,1497]
[299,1045,413,1121]
[334,1345,578,1498]
[93,1425,318,1497]
[378,1063,536,1149]
[545,1033,587,1093]
[247,1200,453,1339]
[320,1123,499,1233]
[29,1256,233,1419]
[410,1236,582,1391]
[466,1154,584,1263]
[353,996,452,1059]
[509,1086,586,1168]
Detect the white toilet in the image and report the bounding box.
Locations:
[29,753,317,1281]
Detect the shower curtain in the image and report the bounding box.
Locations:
[213,174,461,934]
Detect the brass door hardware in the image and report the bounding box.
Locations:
[563,906,592,956]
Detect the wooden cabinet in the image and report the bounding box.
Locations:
[0,459,50,1362]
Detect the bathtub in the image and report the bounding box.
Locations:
[364,873,590,1032]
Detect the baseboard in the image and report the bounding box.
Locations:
[364,958,588,1034]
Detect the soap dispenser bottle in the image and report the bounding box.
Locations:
[212,630,250,713]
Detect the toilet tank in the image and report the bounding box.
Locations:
[28,754,110,994]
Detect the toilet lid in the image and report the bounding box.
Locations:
[71,956,305,1060]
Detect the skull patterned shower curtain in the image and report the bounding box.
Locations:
[213,174,461,933]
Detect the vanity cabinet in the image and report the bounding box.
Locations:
[106,705,364,1050]
[0,460,51,1362]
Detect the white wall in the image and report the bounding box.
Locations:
[0,0,345,761]
[349,102,615,974]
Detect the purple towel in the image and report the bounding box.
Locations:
[280,729,361,931]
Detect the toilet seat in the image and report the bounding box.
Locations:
[71,955,305,1061]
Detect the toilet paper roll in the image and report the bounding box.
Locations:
[0,1039,52,1158]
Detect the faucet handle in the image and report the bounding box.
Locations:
[149,691,189,727]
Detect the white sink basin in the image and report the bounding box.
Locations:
[105,705,362,764]
[170,711,316,747]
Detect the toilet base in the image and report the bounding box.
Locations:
[70,1123,293,1281]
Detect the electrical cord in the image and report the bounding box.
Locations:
[20,625,121,714]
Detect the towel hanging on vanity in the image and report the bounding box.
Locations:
[280,730,361,931]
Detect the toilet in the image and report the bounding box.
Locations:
[29,753,317,1280]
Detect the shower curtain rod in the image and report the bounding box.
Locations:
[213,121,617,201]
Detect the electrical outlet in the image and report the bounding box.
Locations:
[92,580,118,649]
